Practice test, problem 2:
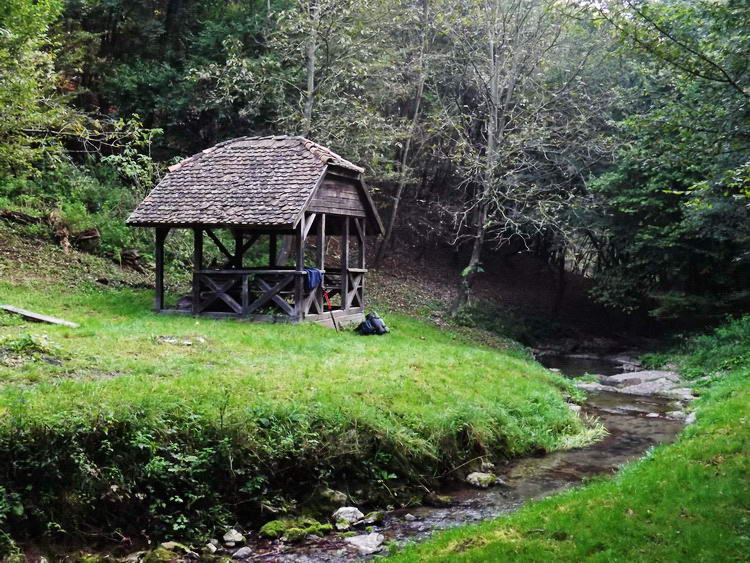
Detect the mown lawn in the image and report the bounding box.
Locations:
[0,235,594,552]
[390,317,750,562]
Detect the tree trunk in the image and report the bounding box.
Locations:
[454,4,499,311]
[374,0,428,267]
[302,1,320,137]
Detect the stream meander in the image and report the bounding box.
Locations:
[245,356,686,561]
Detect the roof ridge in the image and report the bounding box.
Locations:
[168,135,364,174]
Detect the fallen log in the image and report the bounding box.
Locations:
[0,305,79,328]
[0,209,41,226]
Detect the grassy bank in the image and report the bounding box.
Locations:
[390,317,750,562]
[0,229,593,554]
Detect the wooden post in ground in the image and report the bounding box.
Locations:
[294,216,306,320]
[341,216,349,311]
[154,227,169,311]
[233,229,243,268]
[269,233,277,267]
[359,218,366,309]
[317,214,326,313]
[192,228,203,315]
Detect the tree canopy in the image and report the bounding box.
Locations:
[1,0,748,319]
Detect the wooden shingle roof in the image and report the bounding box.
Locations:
[126,136,366,228]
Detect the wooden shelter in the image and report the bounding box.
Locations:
[127,136,383,326]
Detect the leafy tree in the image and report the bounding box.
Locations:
[0,0,66,176]
[426,0,613,308]
[586,0,750,317]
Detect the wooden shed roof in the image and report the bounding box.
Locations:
[126,136,378,229]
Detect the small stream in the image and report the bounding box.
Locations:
[245,356,685,561]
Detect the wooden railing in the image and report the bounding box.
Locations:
[193,269,300,317]
[193,266,365,319]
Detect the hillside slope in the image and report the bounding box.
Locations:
[0,224,597,557]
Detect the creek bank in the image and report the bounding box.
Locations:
[133,353,685,562]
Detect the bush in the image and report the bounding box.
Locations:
[451,302,564,345]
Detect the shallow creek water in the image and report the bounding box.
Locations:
[247,356,685,561]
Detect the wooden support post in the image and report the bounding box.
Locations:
[233,230,243,268]
[241,274,249,313]
[342,217,349,311]
[154,227,169,312]
[360,220,366,308]
[192,228,203,315]
[269,233,277,267]
[294,216,306,320]
[316,214,326,314]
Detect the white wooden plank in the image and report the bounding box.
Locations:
[0,305,79,328]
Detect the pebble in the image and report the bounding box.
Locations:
[404,513,416,521]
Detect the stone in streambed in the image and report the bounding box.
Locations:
[223,528,245,545]
[320,488,348,505]
[575,381,612,393]
[333,506,364,530]
[232,546,253,560]
[466,472,497,488]
[361,510,384,525]
[344,532,385,554]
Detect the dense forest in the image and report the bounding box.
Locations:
[2,0,749,316]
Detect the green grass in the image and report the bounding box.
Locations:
[0,230,596,552]
[390,317,750,562]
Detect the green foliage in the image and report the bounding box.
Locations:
[451,302,564,346]
[586,0,750,317]
[390,316,750,562]
[0,0,67,174]
[0,333,55,357]
[674,315,750,381]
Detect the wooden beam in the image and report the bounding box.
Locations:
[341,217,349,311]
[303,213,317,240]
[205,228,233,261]
[294,218,305,318]
[154,227,170,311]
[197,275,243,314]
[248,275,295,315]
[192,228,203,315]
[241,233,261,255]
[269,234,277,267]
[353,217,366,269]
[233,230,243,268]
[0,305,79,328]
[360,220,366,309]
[317,213,326,270]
